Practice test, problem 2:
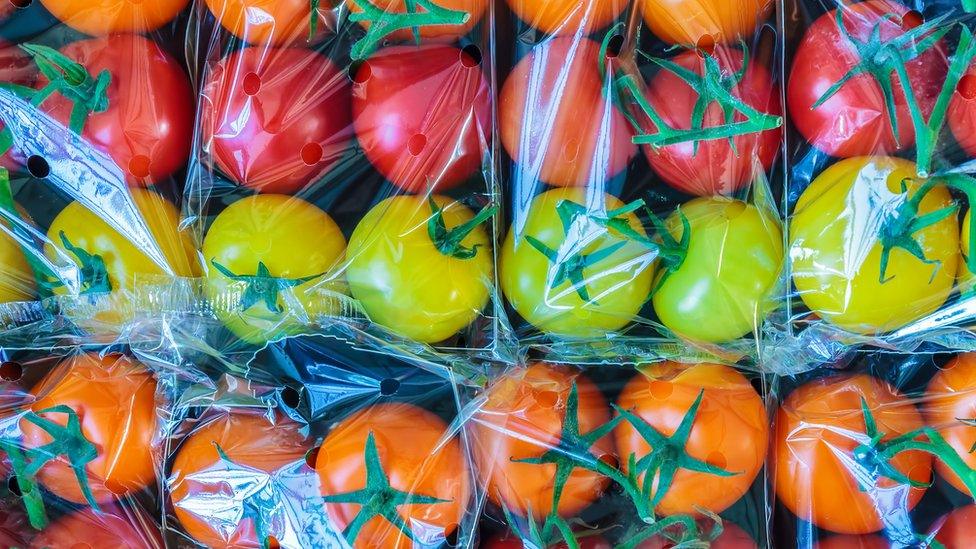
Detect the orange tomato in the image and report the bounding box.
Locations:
[168,411,311,549]
[38,0,190,35]
[469,362,614,518]
[924,353,976,496]
[204,0,337,45]
[932,505,976,547]
[639,0,774,46]
[613,362,767,516]
[505,0,626,36]
[316,403,470,549]
[347,0,488,43]
[773,374,931,534]
[21,353,159,504]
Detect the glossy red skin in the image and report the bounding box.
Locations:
[0,39,37,172]
[203,46,352,194]
[643,47,780,196]
[635,522,757,548]
[932,505,976,546]
[948,65,976,158]
[0,505,27,548]
[29,507,163,548]
[353,45,491,192]
[480,532,611,549]
[34,35,194,186]
[788,0,948,158]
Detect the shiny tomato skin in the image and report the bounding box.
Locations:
[204,0,337,45]
[614,362,768,517]
[812,536,891,549]
[500,37,635,188]
[22,353,159,504]
[949,66,976,159]
[635,521,757,548]
[652,197,782,343]
[316,403,470,549]
[639,0,773,46]
[353,45,491,192]
[643,47,780,196]
[169,411,311,549]
[789,157,958,335]
[505,0,624,36]
[960,210,973,289]
[932,505,976,547]
[29,507,163,549]
[923,353,976,496]
[469,362,614,519]
[203,46,352,194]
[0,217,35,304]
[788,0,948,157]
[38,0,188,35]
[480,532,612,549]
[773,374,931,534]
[348,0,487,42]
[34,35,194,186]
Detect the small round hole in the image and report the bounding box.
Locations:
[695,34,716,58]
[959,74,976,100]
[9,0,32,9]
[300,142,323,165]
[350,61,371,84]
[0,361,22,382]
[605,34,623,58]
[242,72,261,96]
[407,133,427,156]
[460,44,482,68]
[380,378,400,396]
[305,446,320,468]
[26,155,49,178]
[900,10,923,31]
[7,476,21,497]
[127,155,151,179]
[281,386,301,409]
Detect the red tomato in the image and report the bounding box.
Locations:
[348,0,487,43]
[202,46,352,194]
[480,531,611,548]
[352,45,492,192]
[38,0,188,35]
[812,536,891,549]
[949,65,976,159]
[21,353,159,505]
[932,505,976,547]
[642,46,780,195]
[204,0,337,46]
[923,353,976,496]
[30,35,194,186]
[787,0,948,157]
[29,507,163,549]
[0,505,27,548]
[504,0,625,36]
[635,521,757,548]
[773,374,931,534]
[499,37,635,188]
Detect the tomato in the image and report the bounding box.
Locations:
[652,197,782,343]
[960,210,973,289]
[205,0,336,46]
[635,521,757,549]
[949,67,976,160]
[504,0,625,36]
[773,374,931,534]
[499,37,635,188]
[923,353,976,496]
[202,46,352,194]
[639,0,772,46]
[787,0,948,158]
[469,362,613,518]
[480,531,611,549]
[316,403,470,549]
[352,45,491,193]
[21,353,159,505]
[202,194,347,345]
[641,47,780,196]
[45,188,200,326]
[812,536,891,549]
[0,220,35,304]
[0,505,27,548]
[169,411,311,549]
[346,195,493,343]
[614,362,767,517]
[38,0,188,35]
[25,35,195,186]
[29,507,163,549]
[789,157,958,335]
[932,505,976,547]
[500,187,655,337]
[348,0,487,43]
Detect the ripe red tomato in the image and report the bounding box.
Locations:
[812,536,891,549]
[480,531,611,549]
[614,362,768,517]
[635,521,757,548]
[204,0,337,46]
[21,353,159,505]
[932,505,976,547]
[38,0,188,35]
[773,374,931,534]
[504,0,625,36]
[202,46,352,194]
[949,65,976,159]
[169,411,312,549]
[923,353,976,496]
[0,504,26,548]
[30,507,163,548]
[348,0,487,43]
[639,0,773,46]
[28,35,194,186]
[642,46,780,195]
[787,0,948,157]
[469,362,614,518]
[316,403,470,549]
[499,37,635,188]
[352,45,491,192]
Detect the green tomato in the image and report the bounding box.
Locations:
[500,187,655,338]
[346,194,494,343]
[652,197,783,343]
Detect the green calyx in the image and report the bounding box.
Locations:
[348,0,469,61]
[642,205,690,298]
[966,0,976,13]
[19,43,111,135]
[321,432,451,545]
[211,259,324,314]
[58,231,112,295]
[427,197,497,260]
[212,442,275,549]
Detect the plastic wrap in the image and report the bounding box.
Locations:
[496,0,785,364]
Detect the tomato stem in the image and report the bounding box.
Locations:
[427,197,496,260]
[641,205,690,298]
[348,0,469,61]
[0,440,47,530]
[966,0,976,13]
[308,0,321,42]
[59,231,112,295]
[19,43,111,135]
[210,259,324,314]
